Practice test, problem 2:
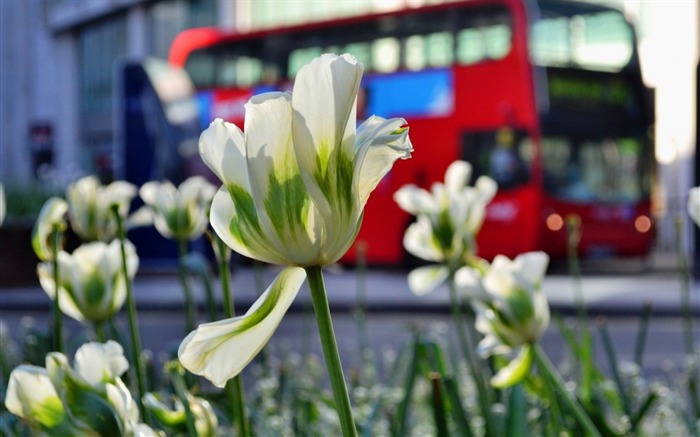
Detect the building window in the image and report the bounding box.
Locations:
[77,15,127,177]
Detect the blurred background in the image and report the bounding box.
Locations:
[0,0,697,272]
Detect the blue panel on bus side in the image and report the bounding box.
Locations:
[196,91,214,129]
[364,69,454,119]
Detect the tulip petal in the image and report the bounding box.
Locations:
[178,267,307,387]
[73,341,129,386]
[199,119,250,191]
[354,116,413,208]
[513,251,549,287]
[245,92,320,263]
[394,184,435,216]
[445,161,472,194]
[292,54,361,236]
[38,254,88,324]
[403,216,444,262]
[490,344,534,388]
[688,186,700,227]
[32,197,68,261]
[407,265,449,296]
[5,365,65,427]
[210,186,289,265]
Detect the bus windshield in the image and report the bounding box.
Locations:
[530,2,635,72]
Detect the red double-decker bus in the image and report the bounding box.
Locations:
[169,0,654,264]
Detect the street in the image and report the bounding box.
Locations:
[1,265,698,381]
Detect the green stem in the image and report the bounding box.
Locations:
[447,273,492,436]
[178,239,197,333]
[305,266,357,437]
[168,363,197,437]
[533,343,601,437]
[112,205,148,421]
[51,227,64,353]
[215,238,250,437]
[94,321,106,342]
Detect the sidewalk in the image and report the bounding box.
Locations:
[1,265,697,318]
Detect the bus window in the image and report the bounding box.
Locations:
[217,56,238,87]
[426,32,453,67]
[530,17,570,66]
[405,35,426,71]
[236,56,263,87]
[462,129,531,190]
[457,28,485,65]
[289,47,323,77]
[184,51,216,88]
[573,12,633,71]
[484,24,512,59]
[531,10,633,71]
[343,42,371,69]
[372,37,400,73]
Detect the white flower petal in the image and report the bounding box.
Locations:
[199,118,250,191]
[354,116,413,208]
[31,197,68,261]
[5,365,65,427]
[407,265,449,296]
[178,267,307,387]
[74,341,129,386]
[292,53,362,176]
[513,251,549,288]
[210,186,289,265]
[454,266,489,300]
[403,216,444,262]
[38,254,88,324]
[394,184,435,215]
[444,161,472,194]
[245,92,319,263]
[688,186,700,227]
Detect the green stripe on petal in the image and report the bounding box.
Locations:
[178,267,307,387]
[210,186,285,265]
[491,344,534,388]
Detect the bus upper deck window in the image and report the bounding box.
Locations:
[343,42,371,70]
[457,28,485,64]
[185,51,217,88]
[572,12,633,71]
[236,57,263,87]
[372,37,400,73]
[530,17,570,66]
[405,35,426,71]
[484,24,512,59]
[427,32,453,67]
[289,47,323,78]
[217,57,238,87]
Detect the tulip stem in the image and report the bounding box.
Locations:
[447,273,492,437]
[112,205,148,422]
[178,239,197,333]
[305,266,357,437]
[51,226,64,353]
[94,321,106,342]
[215,237,251,437]
[532,343,601,437]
